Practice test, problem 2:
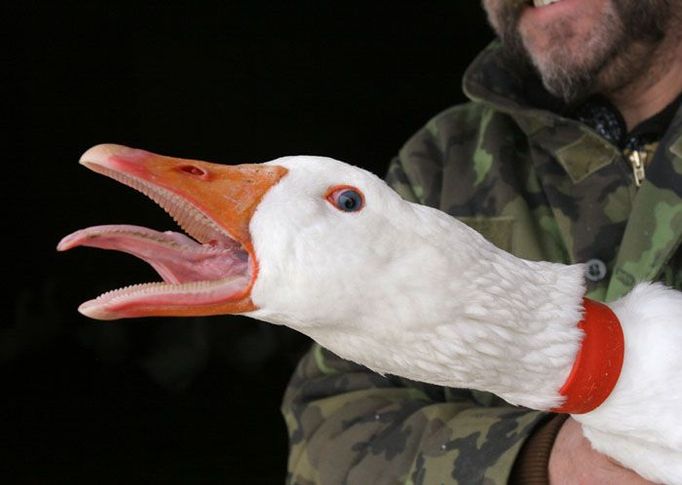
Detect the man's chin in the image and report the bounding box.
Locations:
[537,65,595,103]
[519,38,597,102]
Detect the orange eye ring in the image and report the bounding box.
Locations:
[325,185,365,212]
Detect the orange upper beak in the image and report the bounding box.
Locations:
[59,144,287,320]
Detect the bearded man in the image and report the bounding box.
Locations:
[282,1,682,483]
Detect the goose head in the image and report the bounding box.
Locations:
[58,144,438,332]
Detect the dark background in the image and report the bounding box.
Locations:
[5,2,493,483]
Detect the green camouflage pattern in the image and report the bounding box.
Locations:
[282,42,682,484]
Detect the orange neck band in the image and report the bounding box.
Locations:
[551,298,624,414]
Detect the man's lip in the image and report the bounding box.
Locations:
[520,0,581,23]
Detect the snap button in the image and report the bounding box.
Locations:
[585,259,607,282]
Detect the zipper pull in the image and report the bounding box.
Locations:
[625,149,646,187]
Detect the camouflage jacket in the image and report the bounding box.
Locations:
[282,43,682,485]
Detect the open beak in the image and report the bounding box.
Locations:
[58,144,287,320]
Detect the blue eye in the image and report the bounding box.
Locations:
[326,186,365,212]
[337,190,362,211]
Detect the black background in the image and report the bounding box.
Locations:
[5,2,493,483]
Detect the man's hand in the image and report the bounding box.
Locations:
[549,417,655,484]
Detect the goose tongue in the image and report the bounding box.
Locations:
[58,144,288,320]
[58,224,249,285]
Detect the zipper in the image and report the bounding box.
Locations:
[625,149,646,187]
[623,142,658,187]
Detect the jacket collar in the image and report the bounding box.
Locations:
[462,42,564,130]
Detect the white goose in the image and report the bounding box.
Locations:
[59,144,682,484]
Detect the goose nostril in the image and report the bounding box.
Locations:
[179,165,207,177]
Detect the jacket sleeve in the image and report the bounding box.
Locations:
[282,343,550,485]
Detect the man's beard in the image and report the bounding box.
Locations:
[491,0,671,103]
